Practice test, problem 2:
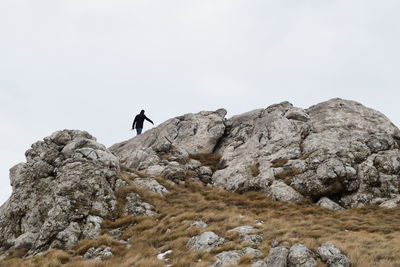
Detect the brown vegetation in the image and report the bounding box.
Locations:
[189,153,226,172]
[271,158,289,168]
[2,169,400,267]
[250,163,260,177]
[274,168,303,185]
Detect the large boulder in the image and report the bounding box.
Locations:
[0,130,152,255]
[212,99,400,207]
[110,109,227,168]
[110,99,400,208]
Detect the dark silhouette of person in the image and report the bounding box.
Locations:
[132,110,154,135]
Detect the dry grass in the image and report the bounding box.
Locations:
[2,170,400,267]
[189,153,226,172]
[271,158,289,168]
[120,165,149,178]
[250,163,260,177]
[73,235,127,256]
[298,150,317,160]
[274,168,303,184]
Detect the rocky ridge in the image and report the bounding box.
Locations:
[0,130,156,255]
[0,98,399,265]
[111,98,400,209]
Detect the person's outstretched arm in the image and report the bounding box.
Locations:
[145,116,154,125]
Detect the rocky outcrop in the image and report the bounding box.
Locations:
[110,109,227,167]
[111,98,400,208]
[253,242,351,267]
[0,130,153,255]
[1,98,398,261]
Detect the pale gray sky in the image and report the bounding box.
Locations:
[1,0,400,205]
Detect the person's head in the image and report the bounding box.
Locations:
[140,110,145,114]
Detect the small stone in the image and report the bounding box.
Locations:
[191,220,208,229]
[271,239,279,248]
[83,246,113,261]
[210,250,243,267]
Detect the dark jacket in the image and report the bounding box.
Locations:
[132,114,153,129]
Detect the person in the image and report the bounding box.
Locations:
[132,110,154,135]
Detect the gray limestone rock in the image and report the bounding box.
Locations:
[133,177,169,195]
[110,99,400,208]
[124,193,157,216]
[210,247,261,267]
[316,243,351,267]
[191,220,208,229]
[267,181,304,203]
[243,247,262,258]
[252,260,268,267]
[228,225,256,236]
[186,231,226,252]
[317,197,344,210]
[0,130,152,256]
[380,196,400,208]
[83,246,113,261]
[228,225,263,245]
[285,108,310,122]
[110,109,227,161]
[209,250,243,267]
[288,244,317,267]
[115,179,129,188]
[266,246,289,267]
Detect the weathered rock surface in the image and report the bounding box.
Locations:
[0,130,153,255]
[191,220,208,229]
[316,243,351,267]
[1,98,397,263]
[379,196,400,208]
[317,197,344,210]
[111,99,400,208]
[132,177,169,195]
[124,192,156,216]
[227,225,263,245]
[256,242,351,267]
[210,247,261,267]
[209,250,243,267]
[83,246,113,261]
[288,244,317,267]
[265,246,289,267]
[186,231,226,252]
[110,109,227,166]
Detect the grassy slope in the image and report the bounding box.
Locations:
[1,169,400,267]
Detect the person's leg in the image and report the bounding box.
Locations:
[136,128,143,135]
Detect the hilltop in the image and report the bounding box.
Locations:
[1,98,400,267]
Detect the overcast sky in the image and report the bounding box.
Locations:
[1,0,400,205]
